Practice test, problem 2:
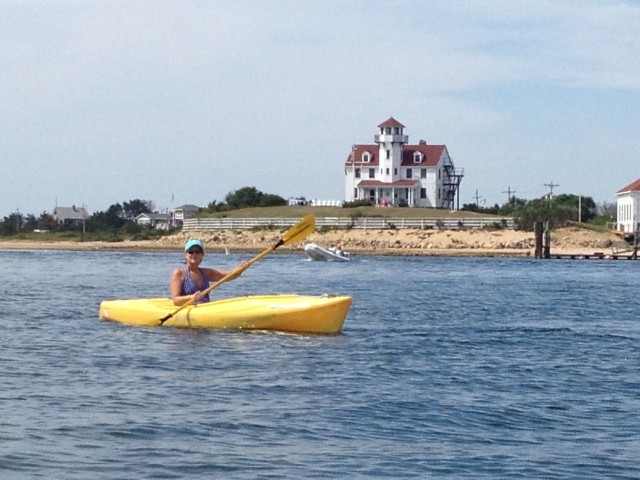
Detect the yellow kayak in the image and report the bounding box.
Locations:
[99,294,351,333]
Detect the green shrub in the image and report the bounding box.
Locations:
[343,200,372,208]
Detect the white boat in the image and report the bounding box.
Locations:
[304,243,351,262]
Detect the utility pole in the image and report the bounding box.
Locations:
[82,203,87,235]
[578,195,582,222]
[544,181,559,200]
[502,186,516,204]
[473,189,482,208]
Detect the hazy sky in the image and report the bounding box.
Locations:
[2,0,639,217]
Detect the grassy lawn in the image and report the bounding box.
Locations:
[202,206,506,219]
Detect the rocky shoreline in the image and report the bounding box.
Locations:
[0,226,632,257]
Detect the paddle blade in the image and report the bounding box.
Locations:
[282,214,315,245]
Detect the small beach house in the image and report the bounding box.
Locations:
[616,178,640,233]
[53,206,88,227]
[172,204,200,226]
[135,213,172,230]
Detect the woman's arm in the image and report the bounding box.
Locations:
[204,267,230,282]
[204,260,250,282]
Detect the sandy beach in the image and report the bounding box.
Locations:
[0,226,632,257]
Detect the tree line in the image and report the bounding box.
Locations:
[0,187,288,236]
[460,194,616,230]
[0,199,157,236]
[0,187,617,236]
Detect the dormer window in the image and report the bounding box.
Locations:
[362,152,371,163]
[413,152,423,164]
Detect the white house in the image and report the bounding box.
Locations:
[135,213,172,230]
[172,204,200,225]
[616,178,640,233]
[344,118,464,209]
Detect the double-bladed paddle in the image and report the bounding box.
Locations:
[158,214,316,325]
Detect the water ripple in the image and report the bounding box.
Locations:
[1,252,640,478]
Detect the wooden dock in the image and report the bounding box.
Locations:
[535,220,638,260]
[548,252,636,260]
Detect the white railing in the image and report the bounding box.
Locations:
[182,216,514,231]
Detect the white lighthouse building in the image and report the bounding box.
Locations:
[344,118,463,209]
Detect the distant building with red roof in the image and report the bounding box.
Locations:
[344,118,463,209]
[616,178,640,233]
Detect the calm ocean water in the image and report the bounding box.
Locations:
[1,249,639,479]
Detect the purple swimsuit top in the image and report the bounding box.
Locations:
[181,267,210,303]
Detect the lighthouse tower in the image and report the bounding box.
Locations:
[375,117,408,183]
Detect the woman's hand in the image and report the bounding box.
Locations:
[227,260,251,280]
[192,291,205,302]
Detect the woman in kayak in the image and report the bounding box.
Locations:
[170,239,247,306]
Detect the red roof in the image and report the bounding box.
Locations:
[377,117,405,129]
[617,178,640,193]
[358,179,417,187]
[346,145,379,166]
[345,143,445,167]
[401,144,445,167]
